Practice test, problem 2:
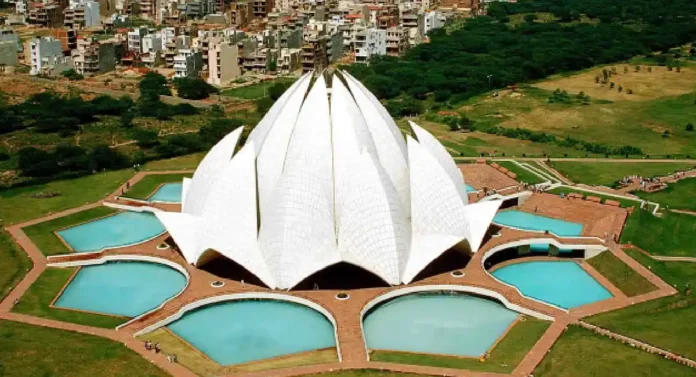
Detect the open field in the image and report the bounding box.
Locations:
[23,206,116,256]
[635,178,696,211]
[495,161,545,184]
[0,230,32,301]
[123,173,190,199]
[370,317,550,373]
[586,250,696,359]
[221,78,295,99]
[548,161,694,186]
[0,320,168,377]
[621,210,696,257]
[141,328,337,375]
[586,251,657,297]
[534,326,696,377]
[12,267,128,328]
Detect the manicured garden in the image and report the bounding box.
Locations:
[586,249,696,360]
[370,317,550,373]
[0,320,168,377]
[534,326,696,377]
[621,209,696,257]
[495,161,546,184]
[122,173,190,200]
[12,267,127,329]
[635,178,696,211]
[548,162,694,186]
[0,230,32,301]
[23,206,116,256]
[586,251,657,297]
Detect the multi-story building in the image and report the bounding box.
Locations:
[278,47,300,74]
[301,21,341,72]
[0,29,20,52]
[423,10,444,34]
[28,4,64,28]
[142,33,162,54]
[29,36,71,75]
[127,26,148,53]
[439,0,479,12]
[385,26,408,56]
[51,28,78,53]
[72,38,116,75]
[0,41,18,67]
[173,48,202,77]
[352,25,385,63]
[15,0,27,14]
[207,41,240,85]
[64,1,100,29]
[252,0,272,18]
[228,0,252,27]
[163,34,190,67]
[183,0,217,18]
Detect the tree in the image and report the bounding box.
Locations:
[686,123,694,132]
[255,97,274,115]
[433,89,452,102]
[139,72,171,100]
[54,144,88,172]
[268,82,292,101]
[17,147,58,177]
[407,86,428,100]
[173,77,218,100]
[524,14,537,23]
[199,118,244,145]
[119,111,134,128]
[61,69,84,81]
[131,128,159,148]
[88,144,128,171]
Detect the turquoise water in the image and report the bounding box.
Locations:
[363,294,518,357]
[466,184,476,192]
[493,210,583,237]
[55,262,186,317]
[148,183,182,203]
[168,300,336,365]
[492,261,612,309]
[57,212,165,252]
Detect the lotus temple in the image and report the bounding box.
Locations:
[2,71,683,377]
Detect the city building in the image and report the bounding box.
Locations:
[29,36,72,75]
[252,0,272,18]
[173,48,203,77]
[127,26,148,53]
[64,1,101,29]
[207,40,240,85]
[352,25,385,63]
[72,38,117,75]
[28,4,64,28]
[155,71,502,289]
[0,41,18,66]
[385,25,408,56]
[51,28,78,53]
[423,10,445,34]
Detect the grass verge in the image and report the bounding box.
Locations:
[12,267,127,329]
[23,206,116,256]
[547,187,640,208]
[0,320,168,377]
[311,371,429,377]
[534,325,696,377]
[123,173,190,200]
[221,78,294,99]
[547,162,694,187]
[586,251,657,297]
[495,161,546,184]
[0,230,32,301]
[140,328,337,375]
[621,209,696,257]
[635,178,696,211]
[584,249,696,360]
[370,317,550,373]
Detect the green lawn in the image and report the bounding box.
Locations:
[221,78,294,99]
[621,209,696,257]
[123,173,190,200]
[12,267,127,328]
[586,251,657,297]
[0,230,32,301]
[586,249,696,359]
[0,320,168,377]
[534,326,696,377]
[495,161,546,184]
[548,161,694,186]
[635,178,696,211]
[370,317,550,373]
[22,206,116,256]
[547,187,641,208]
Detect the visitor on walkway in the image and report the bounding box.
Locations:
[154,343,161,353]
[172,354,178,363]
[145,341,152,350]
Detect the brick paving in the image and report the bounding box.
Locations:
[460,164,519,191]
[0,170,687,377]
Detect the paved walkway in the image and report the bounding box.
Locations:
[0,171,688,377]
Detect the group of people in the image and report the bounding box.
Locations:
[144,341,178,364]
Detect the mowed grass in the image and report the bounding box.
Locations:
[0,320,168,377]
[221,78,295,99]
[123,173,191,200]
[547,187,641,208]
[140,328,337,376]
[12,267,127,328]
[495,161,546,184]
[586,251,657,297]
[370,317,550,373]
[23,206,116,256]
[534,326,696,377]
[0,230,32,301]
[312,371,430,377]
[547,161,694,186]
[0,153,203,225]
[621,209,696,257]
[586,249,696,359]
[635,178,696,211]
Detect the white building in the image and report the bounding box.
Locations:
[127,26,149,53]
[142,33,162,54]
[29,37,66,75]
[207,41,240,86]
[156,71,502,289]
[15,0,27,14]
[424,10,445,35]
[173,48,201,78]
[353,26,386,64]
[160,27,177,49]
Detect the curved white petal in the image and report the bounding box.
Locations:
[183,127,243,215]
[409,120,468,205]
[181,177,192,206]
[154,212,200,263]
[463,200,503,252]
[337,152,409,285]
[402,233,463,284]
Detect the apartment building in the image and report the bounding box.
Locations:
[252,0,272,18]
[64,1,100,29]
[207,40,240,85]
[51,28,78,53]
[174,48,203,77]
[29,36,72,75]
[278,47,300,74]
[28,5,64,28]
[385,25,407,56]
[127,26,148,53]
[228,0,252,27]
[0,41,18,66]
[423,10,444,34]
[72,38,116,75]
[352,24,385,63]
